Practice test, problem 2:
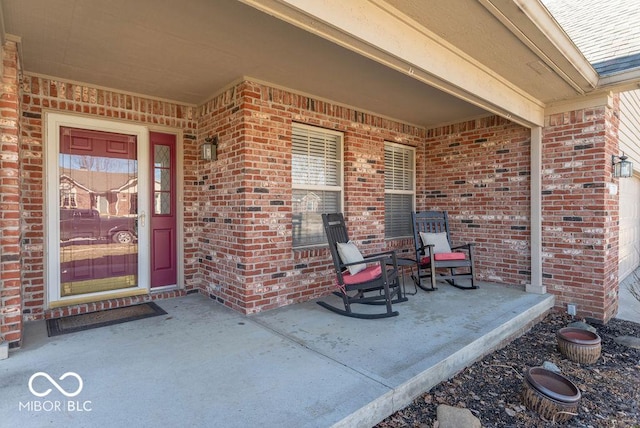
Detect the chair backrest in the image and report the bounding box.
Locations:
[322,213,351,274]
[411,211,452,252]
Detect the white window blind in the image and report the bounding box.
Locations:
[292,124,343,247]
[384,143,415,238]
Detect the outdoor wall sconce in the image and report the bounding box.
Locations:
[201,135,218,161]
[612,153,633,178]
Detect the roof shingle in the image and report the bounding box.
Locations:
[541,0,640,75]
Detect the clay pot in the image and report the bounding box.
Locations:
[522,367,581,423]
[557,327,601,364]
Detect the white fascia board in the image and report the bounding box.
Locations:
[241,0,545,127]
[544,91,613,116]
[598,69,640,94]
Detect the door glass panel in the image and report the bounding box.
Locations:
[59,127,138,297]
[154,145,171,215]
[154,144,170,168]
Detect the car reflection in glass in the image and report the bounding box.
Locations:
[60,209,137,245]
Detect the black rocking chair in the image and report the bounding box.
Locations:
[411,211,477,291]
[318,213,407,319]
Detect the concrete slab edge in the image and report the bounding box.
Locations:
[0,340,8,360]
[332,294,555,428]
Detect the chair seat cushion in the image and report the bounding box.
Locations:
[342,265,382,284]
[421,252,466,264]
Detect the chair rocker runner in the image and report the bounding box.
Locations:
[318,213,408,319]
[411,211,477,291]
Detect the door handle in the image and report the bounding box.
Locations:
[138,211,146,227]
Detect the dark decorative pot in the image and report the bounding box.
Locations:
[557,327,601,364]
[522,367,581,423]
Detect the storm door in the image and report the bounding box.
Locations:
[58,127,140,297]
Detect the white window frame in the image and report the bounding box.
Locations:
[291,123,343,248]
[384,142,416,239]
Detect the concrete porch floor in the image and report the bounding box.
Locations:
[0,281,554,428]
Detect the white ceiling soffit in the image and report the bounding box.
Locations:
[241,0,600,127]
[242,0,541,127]
[1,0,491,128]
[2,0,599,128]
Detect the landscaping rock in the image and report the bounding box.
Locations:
[567,320,597,333]
[542,361,561,373]
[614,335,640,349]
[436,404,481,428]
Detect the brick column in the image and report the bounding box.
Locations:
[542,98,620,323]
[0,39,23,347]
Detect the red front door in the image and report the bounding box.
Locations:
[150,132,177,288]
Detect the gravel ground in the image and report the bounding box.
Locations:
[377,312,640,427]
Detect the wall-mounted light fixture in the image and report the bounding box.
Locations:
[612,153,633,178]
[201,135,218,161]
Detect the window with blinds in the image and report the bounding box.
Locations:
[384,142,415,238]
[291,124,343,247]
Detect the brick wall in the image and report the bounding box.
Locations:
[196,84,248,310]
[12,70,623,346]
[542,102,620,322]
[19,74,199,326]
[0,41,23,347]
[424,116,532,286]
[198,81,424,314]
[604,96,622,321]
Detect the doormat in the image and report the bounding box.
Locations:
[46,302,167,337]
